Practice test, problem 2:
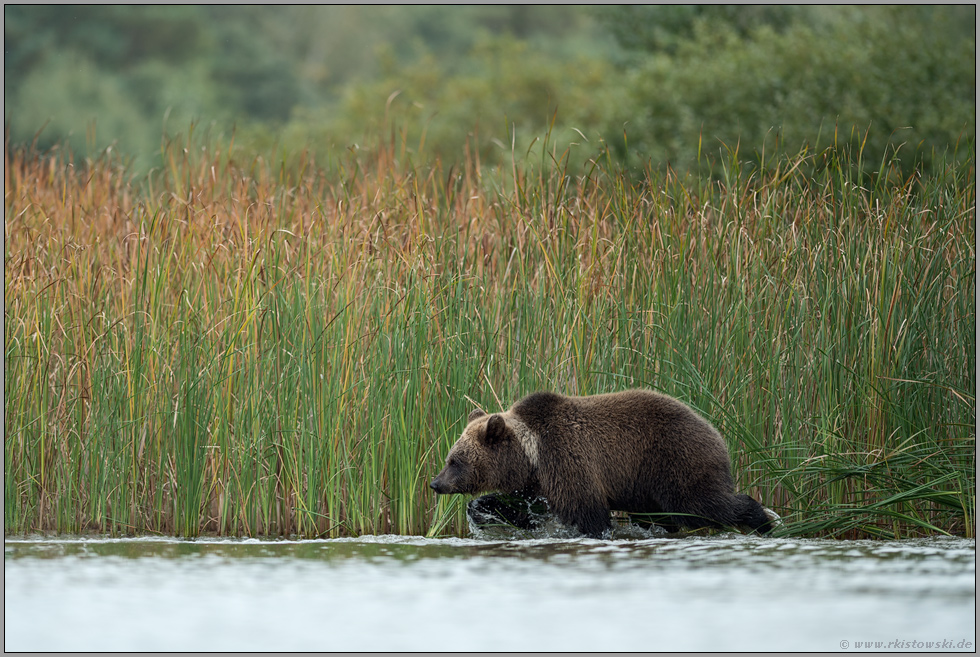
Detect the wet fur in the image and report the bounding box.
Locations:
[431,389,774,538]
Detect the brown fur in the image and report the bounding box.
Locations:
[430,389,773,538]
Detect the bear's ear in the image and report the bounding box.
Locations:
[468,408,487,423]
[482,414,508,446]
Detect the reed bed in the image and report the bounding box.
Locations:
[4,131,975,539]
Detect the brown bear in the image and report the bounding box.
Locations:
[429,389,774,538]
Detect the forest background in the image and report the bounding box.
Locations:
[5,5,976,176]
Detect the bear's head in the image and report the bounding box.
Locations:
[429,408,538,496]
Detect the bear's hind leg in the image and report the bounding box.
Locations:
[657,493,747,533]
[676,494,773,534]
[734,494,774,534]
[650,492,727,532]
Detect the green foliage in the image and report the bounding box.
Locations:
[206,7,302,122]
[4,5,304,168]
[5,6,973,180]
[266,33,624,173]
[595,5,800,55]
[4,5,207,76]
[615,6,975,178]
[13,50,146,153]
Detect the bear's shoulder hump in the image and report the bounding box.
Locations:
[511,391,564,422]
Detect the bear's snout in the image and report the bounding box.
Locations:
[429,476,451,495]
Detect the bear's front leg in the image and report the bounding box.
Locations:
[552,499,611,539]
[467,492,549,530]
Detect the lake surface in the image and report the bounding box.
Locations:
[5,533,975,652]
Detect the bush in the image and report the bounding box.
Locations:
[615,7,975,178]
[240,34,627,176]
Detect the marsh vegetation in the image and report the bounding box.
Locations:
[4,127,974,538]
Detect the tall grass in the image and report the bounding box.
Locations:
[4,129,975,539]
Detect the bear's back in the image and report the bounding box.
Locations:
[511,389,727,461]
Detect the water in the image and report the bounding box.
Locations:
[5,534,975,652]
